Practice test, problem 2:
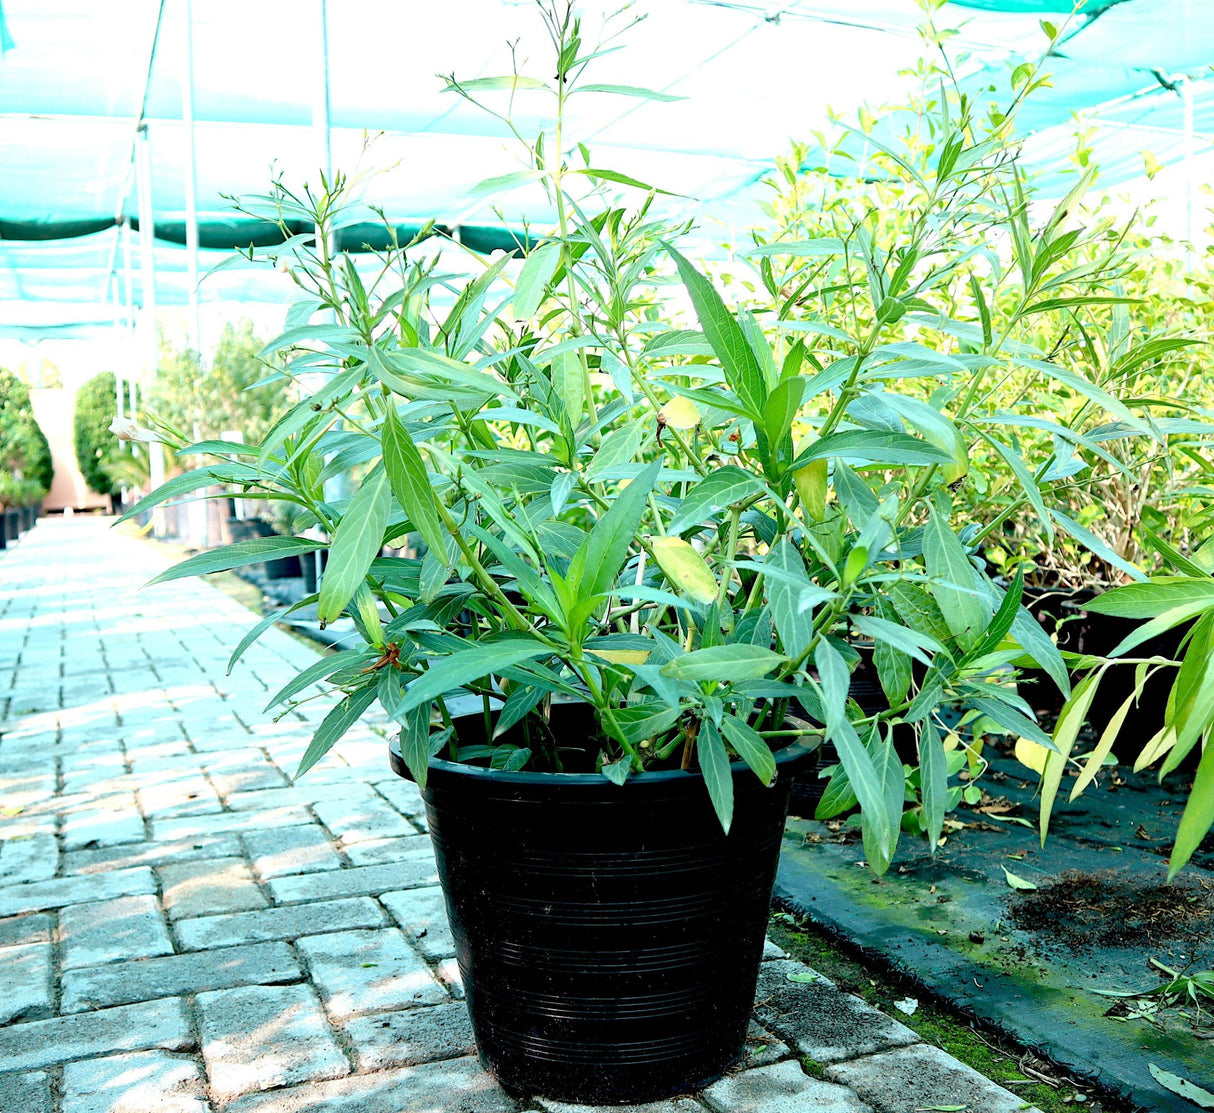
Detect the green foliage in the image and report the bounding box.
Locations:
[0,367,53,506]
[74,371,120,497]
[128,2,1181,866]
[149,320,287,445]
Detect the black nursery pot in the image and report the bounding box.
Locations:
[390,711,817,1105]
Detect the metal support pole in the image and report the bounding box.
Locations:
[122,217,137,416]
[1182,76,1195,269]
[181,0,203,358]
[135,125,164,518]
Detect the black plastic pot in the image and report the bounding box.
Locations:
[3,508,19,544]
[301,549,329,594]
[390,713,817,1104]
[226,517,276,543]
[263,554,302,579]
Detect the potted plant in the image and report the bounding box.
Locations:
[119,4,1172,1102]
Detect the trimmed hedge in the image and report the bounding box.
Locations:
[0,368,53,507]
[74,372,119,497]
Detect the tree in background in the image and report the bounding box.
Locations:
[73,371,120,497]
[150,320,286,445]
[0,367,53,507]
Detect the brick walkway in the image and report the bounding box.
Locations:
[0,517,1041,1113]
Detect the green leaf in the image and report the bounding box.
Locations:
[567,460,660,609]
[1040,669,1105,845]
[117,467,246,525]
[832,718,897,875]
[227,594,319,674]
[1001,865,1038,891]
[396,704,433,790]
[920,722,947,852]
[513,242,562,321]
[765,540,817,660]
[720,714,776,786]
[449,75,553,92]
[1084,578,1214,620]
[584,419,646,482]
[850,614,943,667]
[666,467,765,535]
[698,720,734,833]
[399,636,552,715]
[317,465,391,625]
[146,537,325,587]
[264,649,369,711]
[1049,509,1147,583]
[661,645,786,682]
[381,405,450,565]
[923,510,986,651]
[572,168,681,197]
[666,243,767,418]
[977,432,1052,542]
[601,756,632,785]
[762,376,805,455]
[795,431,952,468]
[576,83,685,102]
[1147,1064,1214,1108]
[651,536,718,604]
[1169,740,1214,880]
[295,685,379,778]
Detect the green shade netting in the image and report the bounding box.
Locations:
[0,0,1211,334]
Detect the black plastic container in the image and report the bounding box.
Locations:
[390,715,816,1104]
[3,508,19,544]
[301,549,329,594]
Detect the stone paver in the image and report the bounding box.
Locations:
[297,927,448,1017]
[825,1044,1044,1113]
[242,823,345,879]
[0,940,53,1023]
[61,1050,209,1113]
[380,885,455,959]
[158,856,269,919]
[754,960,919,1064]
[0,998,194,1071]
[196,983,349,1101]
[341,1000,475,1071]
[176,896,387,949]
[225,1056,516,1113]
[0,519,1052,1113]
[61,940,301,1013]
[703,1061,872,1113]
[0,1070,52,1113]
[59,893,174,969]
[268,859,438,904]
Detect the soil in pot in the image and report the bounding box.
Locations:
[390,702,817,1104]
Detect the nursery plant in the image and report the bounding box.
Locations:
[0,367,52,509]
[118,1,1176,1101]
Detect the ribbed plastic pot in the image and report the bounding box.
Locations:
[389,728,817,1104]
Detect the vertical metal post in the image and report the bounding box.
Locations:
[122,217,137,415]
[135,125,164,516]
[181,0,203,358]
[1182,76,1195,269]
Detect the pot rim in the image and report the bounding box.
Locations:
[389,729,821,788]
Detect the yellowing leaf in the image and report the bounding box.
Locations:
[651,536,718,604]
[793,457,827,521]
[594,649,652,665]
[659,396,700,430]
[1001,865,1038,890]
[1014,736,1049,774]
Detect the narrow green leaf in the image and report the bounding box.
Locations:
[765,540,817,660]
[920,722,947,853]
[117,467,243,525]
[1168,740,1214,879]
[264,649,369,711]
[923,510,986,651]
[513,241,562,321]
[381,405,450,565]
[1049,509,1147,583]
[295,685,379,778]
[399,636,551,714]
[721,714,776,786]
[228,594,319,674]
[698,720,734,833]
[666,243,767,417]
[569,459,660,606]
[576,83,685,102]
[661,645,786,682]
[1041,669,1104,845]
[795,430,952,468]
[147,537,324,587]
[396,704,433,790]
[317,466,391,624]
[1085,578,1214,620]
[666,467,765,535]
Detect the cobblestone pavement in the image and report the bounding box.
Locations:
[0,518,1041,1113]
